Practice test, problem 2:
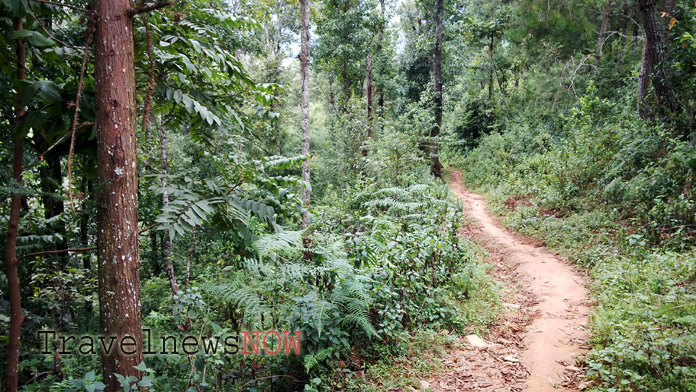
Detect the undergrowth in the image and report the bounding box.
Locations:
[459,86,696,391]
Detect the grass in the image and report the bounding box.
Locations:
[470,183,696,392]
[337,235,502,391]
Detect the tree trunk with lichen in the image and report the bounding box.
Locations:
[93,0,144,390]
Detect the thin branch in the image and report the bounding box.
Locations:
[26,0,83,50]
[18,246,96,262]
[138,222,162,234]
[129,1,173,16]
[32,0,89,13]
[67,17,94,212]
[17,222,163,261]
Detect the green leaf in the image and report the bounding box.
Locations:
[7,29,54,47]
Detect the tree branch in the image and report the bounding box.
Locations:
[17,222,163,261]
[18,246,96,262]
[129,1,173,16]
[32,0,89,13]
[26,0,84,50]
[67,18,94,213]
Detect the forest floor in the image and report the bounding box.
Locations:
[427,171,592,392]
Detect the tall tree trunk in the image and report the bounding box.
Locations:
[595,2,612,71]
[488,33,494,100]
[275,12,283,155]
[431,0,444,178]
[340,0,350,113]
[5,17,27,392]
[637,36,652,118]
[93,0,144,389]
[300,0,311,229]
[638,0,677,113]
[159,123,179,300]
[363,53,373,158]
[616,4,628,68]
[377,0,385,116]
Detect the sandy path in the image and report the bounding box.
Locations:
[446,171,590,391]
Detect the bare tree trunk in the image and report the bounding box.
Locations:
[275,14,283,155]
[93,0,145,389]
[159,123,179,300]
[363,53,374,158]
[638,0,677,113]
[595,2,612,71]
[431,0,444,178]
[637,37,652,118]
[300,0,311,229]
[377,0,385,116]
[4,17,26,392]
[340,0,350,114]
[488,33,494,100]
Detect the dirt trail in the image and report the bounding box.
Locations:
[434,171,590,391]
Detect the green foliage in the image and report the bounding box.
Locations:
[461,85,696,391]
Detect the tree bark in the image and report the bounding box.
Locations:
[93,0,144,389]
[595,2,612,71]
[637,36,652,118]
[638,0,677,113]
[5,17,27,392]
[159,122,179,300]
[431,0,444,178]
[300,0,311,229]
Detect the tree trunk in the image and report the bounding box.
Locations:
[363,53,374,158]
[275,13,283,155]
[488,33,494,100]
[159,123,179,300]
[431,0,444,178]
[93,0,145,389]
[377,0,385,117]
[340,0,350,113]
[300,0,311,229]
[638,0,677,113]
[4,17,27,392]
[595,2,612,71]
[637,37,652,118]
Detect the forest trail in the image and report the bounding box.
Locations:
[432,171,590,391]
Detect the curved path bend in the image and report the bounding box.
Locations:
[442,171,590,392]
